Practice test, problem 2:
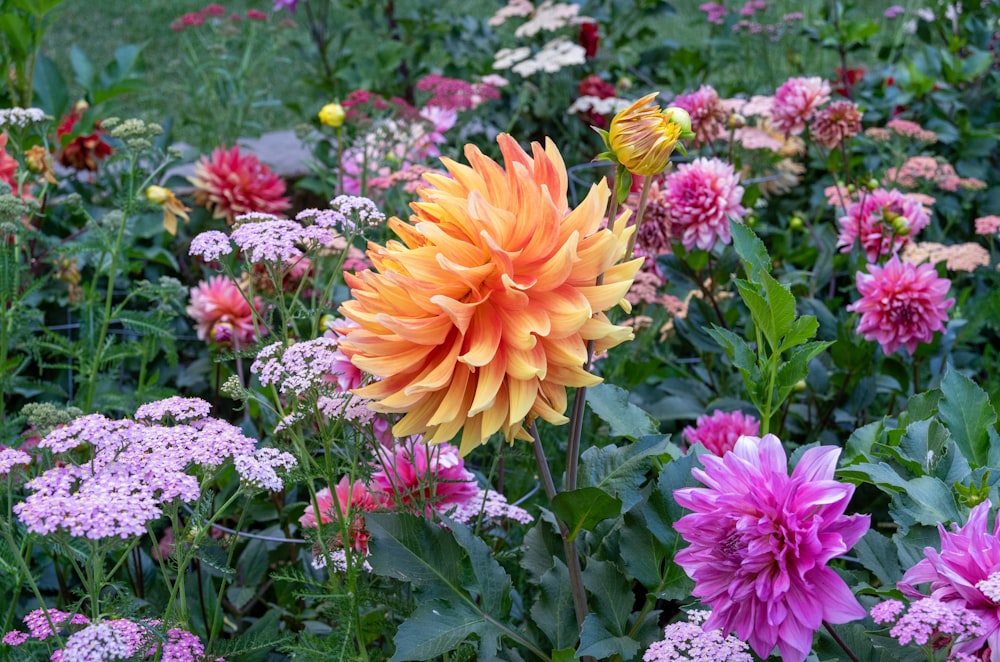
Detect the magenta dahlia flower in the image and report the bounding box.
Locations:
[837,188,931,262]
[683,410,760,456]
[371,438,477,513]
[189,146,290,224]
[898,500,1000,659]
[673,434,870,662]
[772,76,831,136]
[664,157,747,251]
[299,476,380,553]
[848,255,954,355]
[186,275,264,347]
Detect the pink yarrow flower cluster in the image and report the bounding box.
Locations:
[848,255,954,355]
[772,76,831,136]
[683,410,760,456]
[663,157,747,251]
[643,610,753,662]
[871,597,985,653]
[673,434,870,662]
[837,188,931,262]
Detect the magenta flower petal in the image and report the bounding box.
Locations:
[673,434,869,662]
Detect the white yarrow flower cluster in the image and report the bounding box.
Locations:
[0,107,48,129]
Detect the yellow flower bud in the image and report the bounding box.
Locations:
[727,112,747,130]
[145,185,170,204]
[318,102,346,128]
[607,93,692,176]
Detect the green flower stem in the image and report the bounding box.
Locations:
[207,502,250,653]
[823,621,860,662]
[0,524,66,648]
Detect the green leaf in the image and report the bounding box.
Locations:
[898,389,941,428]
[446,517,512,615]
[730,219,770,277]
[115,310,173,338]
[70,45,94,89]
[890,476,963,532]
[389,601,484,662]
[939,365,995,467]
[777,315,819,353]
[615,166,632,204]
[775,341,834,398]
[585,382,658,439]
[579,434,674,510]
[551,487,622,541]
[530,559,578,651]
[853,529,902,586]
[704,325,758,375]
[844,420,885,464]
[838,462,909,493]
[31,53,69,117]
[551,650,578,662]
[367,513,463,591]
[897,418,950,474]
[577,560,640,660]
[760,271,797,344]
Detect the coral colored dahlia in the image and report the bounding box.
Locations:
[338,134,642,455]
[189,146,290,224]
[848,255,954,355]
[186,275,264,347]
[673,434,870,662]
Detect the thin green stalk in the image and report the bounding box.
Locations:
[207,502,250,652]
[1,525,66,648]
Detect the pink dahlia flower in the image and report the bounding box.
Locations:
[772,76,831,136]
[664,157,747,251]
[299,476,380,553]
[673,434,870,662]
[836,188,930,262]
[809,100,863,149]
[372,439,477,513]
[682,410,760,456]
[672,85,727,146]
[186,275,264,347]
[848,255,954,355]
[189,146,290,224]
[898,500,1000,659]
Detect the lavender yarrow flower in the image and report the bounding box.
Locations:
[0,107,48,129]
[230,214,305,263]
[233,447,297,492]
[135,396,211,424]
[58,622,133,662]
[0,447,31,477]
[312,548,374,572]
[643,610,753,662]
[446,489,534,525]
[38,414,136,453]
[871,599,906,624]
[296,207,347,231]
[330,195,385,232]
[188,231,233,262]
[251,337,344,397]
[879,598,984,648]
[19,609,89,640]
[156,628,210,662]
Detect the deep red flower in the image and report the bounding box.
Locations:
[55,108,113,172]
[579,21,600,59]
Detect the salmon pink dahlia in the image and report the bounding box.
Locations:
[338,134,642,455]
[186,275,264,346]
[848,255,954,355]
[189,146,290,224]
[299,476,380,554]
[772,76,831,137]
[674,434,870,662]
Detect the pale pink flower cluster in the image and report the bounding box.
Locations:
[872,598,984,652]
[663,157,747,251]
[771,76,831,136]
[886,118,938,142]
[253,337,347,397]
[848,255,954,355]
[673,434,869,662]
[233,447,297,492]
[643,610,753,662]
[886,156,987,192]
[836,188,931,262]
[671,85,727,146]
[699,2,727,24]
[13,402,283,540]
[682,410,760,456]
[975,215,1000,236]
[445,488,534,525]
[902,241,990,272]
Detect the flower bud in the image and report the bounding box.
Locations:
[606,93,692,176]
[789,215,804,231]
[318,102,345,128]
[727,112,746,130]
[145,185,170,204]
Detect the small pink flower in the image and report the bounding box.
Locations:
[371,439,477,513]
[674,434,870,662]
[848,255,954,355]
[772,76,831,136]
[683,410,760,456]
[189,146,290,224]
[974,215,1000,237]
[300,476,380,553]
[186,275,264,347]
[898,500,1000,658]
[699,2,727,24]
[671,85,727,146]
[664,157,747,251]
[810,100,863,149]
[836,188,930,262]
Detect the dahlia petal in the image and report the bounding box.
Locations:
[427,364,472,426]
[459,304,503,367]
[469,353,506,416]
[775,615,813,662]
[811,567,866,624]
[792,444,841,482]
[430,295,479,335]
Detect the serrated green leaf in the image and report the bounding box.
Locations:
[939,365,995,467]
[551,487,622,541]
[761,271,797,344]
[777,315,819,353]
[734,279,774,346]
[704,325,757,375]
[898,389,941,428]
[585,382,658,439]
[551,649,578,662]
[446,517,512,615]
[854,530,902,586]
[775,341,833,398]
[579,434,674,510]
[530,559,577,651]
[898,418,950,473]
[844,420,885,464]
[730,219,770,277]
[890,476,963,531]
[577,560,639,660]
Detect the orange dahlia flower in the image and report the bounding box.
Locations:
[338,134,642,455]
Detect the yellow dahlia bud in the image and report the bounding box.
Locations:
[727,112,747,130]
[145,185,170,204]
[605,93,694,177]
[318,102,345,128]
